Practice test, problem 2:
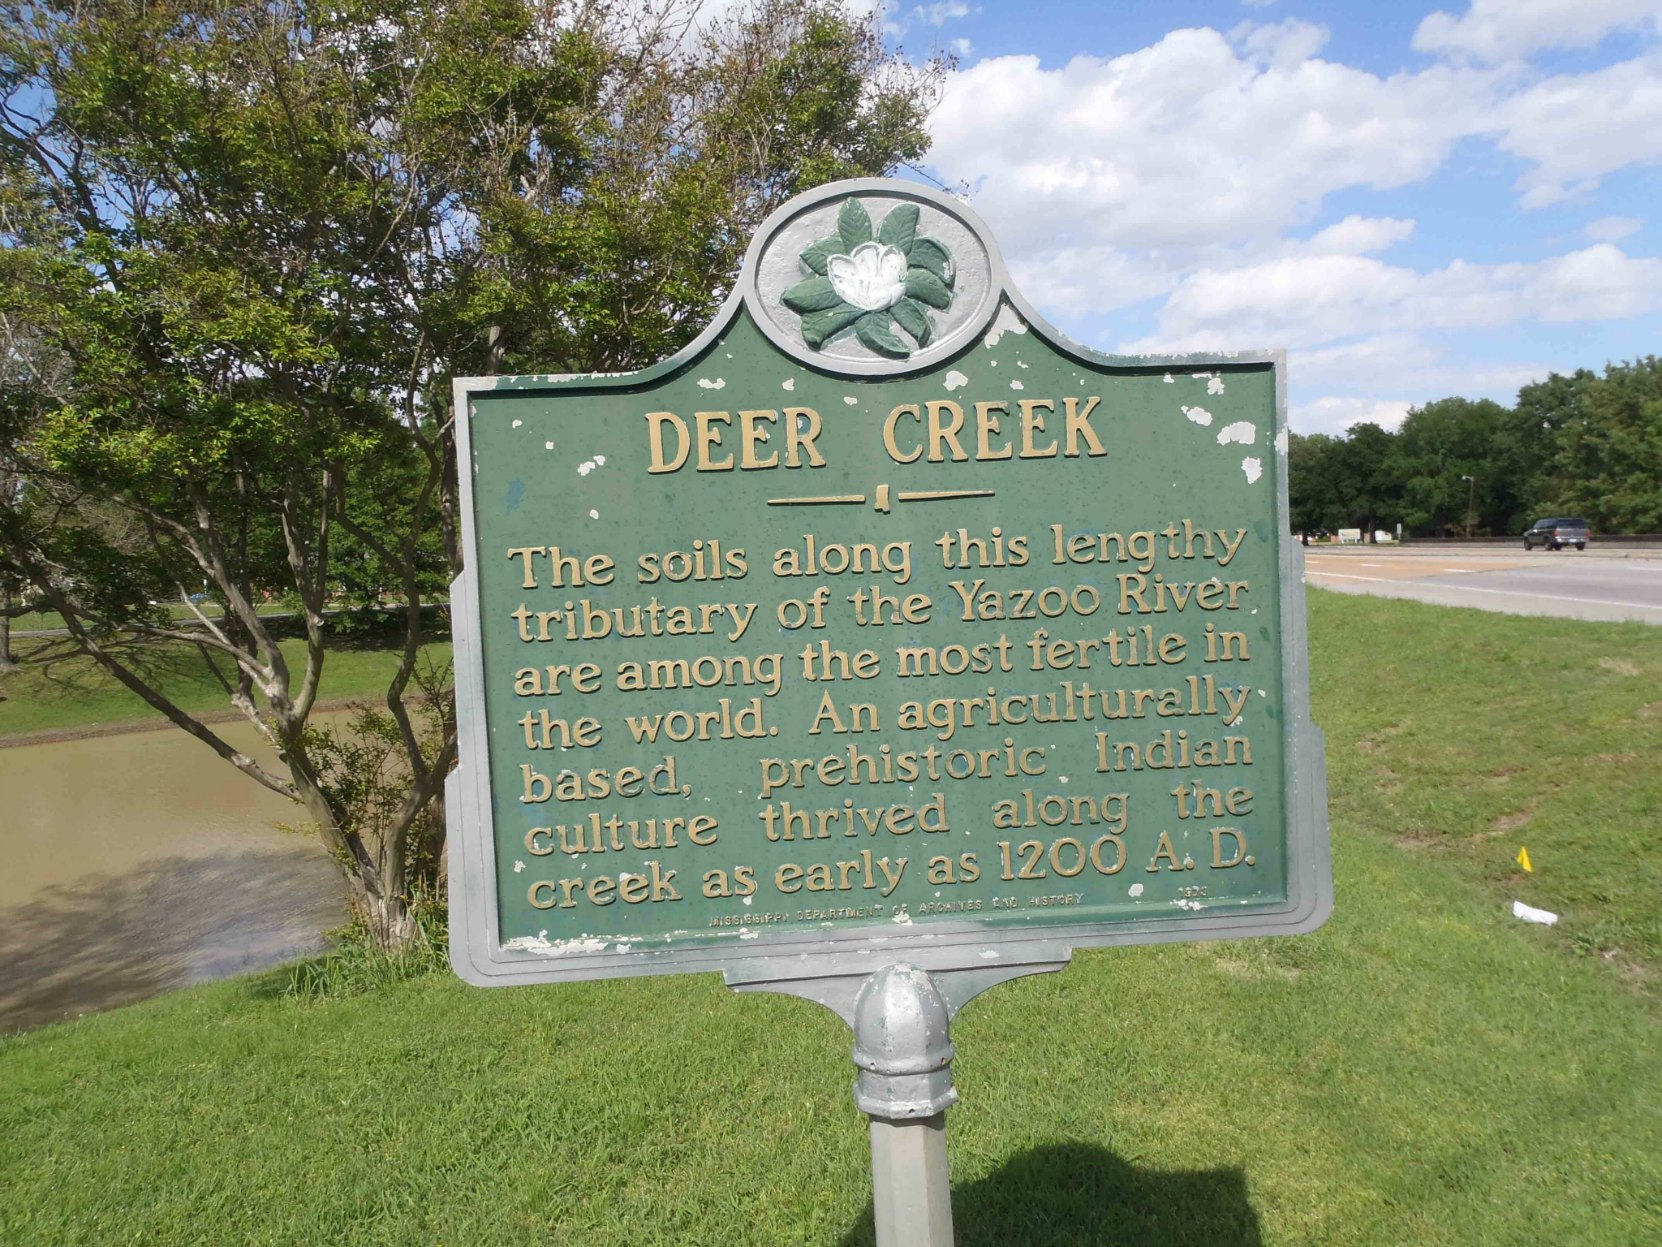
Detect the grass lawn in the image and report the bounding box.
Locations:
[0,635,452,738]
[1,591,1658,1245]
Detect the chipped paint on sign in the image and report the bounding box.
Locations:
[983,304,1028,348]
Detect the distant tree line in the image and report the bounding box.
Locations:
[1290,357,1662,538]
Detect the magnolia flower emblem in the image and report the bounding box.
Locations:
[828,242,908,311]
[782,199,955,359]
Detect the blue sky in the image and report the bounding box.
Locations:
[872,0,1662,434]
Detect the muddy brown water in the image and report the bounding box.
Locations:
[0,719,347,1033]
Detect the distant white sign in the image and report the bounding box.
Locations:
[1336,528,1362,544]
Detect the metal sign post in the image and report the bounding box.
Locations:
[445,178,1331,1244]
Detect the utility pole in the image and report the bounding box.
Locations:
[1461,474,1476,538]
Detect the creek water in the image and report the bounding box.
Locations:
[0,720,346,1033]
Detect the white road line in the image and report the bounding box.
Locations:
[1306,569,1661,611]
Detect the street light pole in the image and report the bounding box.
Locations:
[1461,474,1476,538]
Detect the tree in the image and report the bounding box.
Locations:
[1537,359,1662,533]
[1287,432,1346,534]
[1390,398,1510,535]
[0,0,940,945]
[1331,421,1400,539]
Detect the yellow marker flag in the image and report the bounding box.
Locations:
[1517,846,1533,873]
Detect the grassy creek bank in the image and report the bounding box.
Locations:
[0,592,1658,1245]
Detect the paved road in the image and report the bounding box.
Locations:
[1303,547,1662,625]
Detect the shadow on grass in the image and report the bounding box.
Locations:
[838,1142,1261,1247]
[0,849,345,1035]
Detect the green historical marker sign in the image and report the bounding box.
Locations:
[447,179,1330,988]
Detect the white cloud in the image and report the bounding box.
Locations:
[1005,245,1183,317]
[1300,215,1416,255]
[1414,0,1661,65]
[1498,53,1662,207]
[949,37,972,58]
[915,1,971,25]
[1125,245,1662,353]
[1586,216,1642,243]
[929,31,1501,255]
[1231,18,1330,69]
[1291,397,1414,437]
[1290,334,1547,400]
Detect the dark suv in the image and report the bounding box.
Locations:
[1522,517,1589,551]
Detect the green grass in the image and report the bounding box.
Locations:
[1,592,1658,1245]
[0,636,452,737]
[1310,591,1662,986]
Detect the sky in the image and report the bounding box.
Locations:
[872,0,1662,436]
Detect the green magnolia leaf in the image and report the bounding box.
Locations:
[801,305,864,348]
[908,237,953,284]
[889,296,932,346]
[799,238,842,275]
[877,204,920,254]
[905,269,953,310]
[782,275,845,314]
[838,198,874,250]
[856,311,910,358]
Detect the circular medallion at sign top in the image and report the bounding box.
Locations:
[742,179,1003,377]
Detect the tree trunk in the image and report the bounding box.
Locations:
[351,876,419,952]
[0,583,14,669]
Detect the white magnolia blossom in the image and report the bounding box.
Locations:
[827,242,908,311]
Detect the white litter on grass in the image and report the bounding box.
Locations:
[697,377,726,390]
[1182,405,1213,426]
[1512,900,1559,926]
[944,370,969,391]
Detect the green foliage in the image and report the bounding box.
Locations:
[1291,358,1662,537]
[1542,359,1662,532]
[280,898,449,1002]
